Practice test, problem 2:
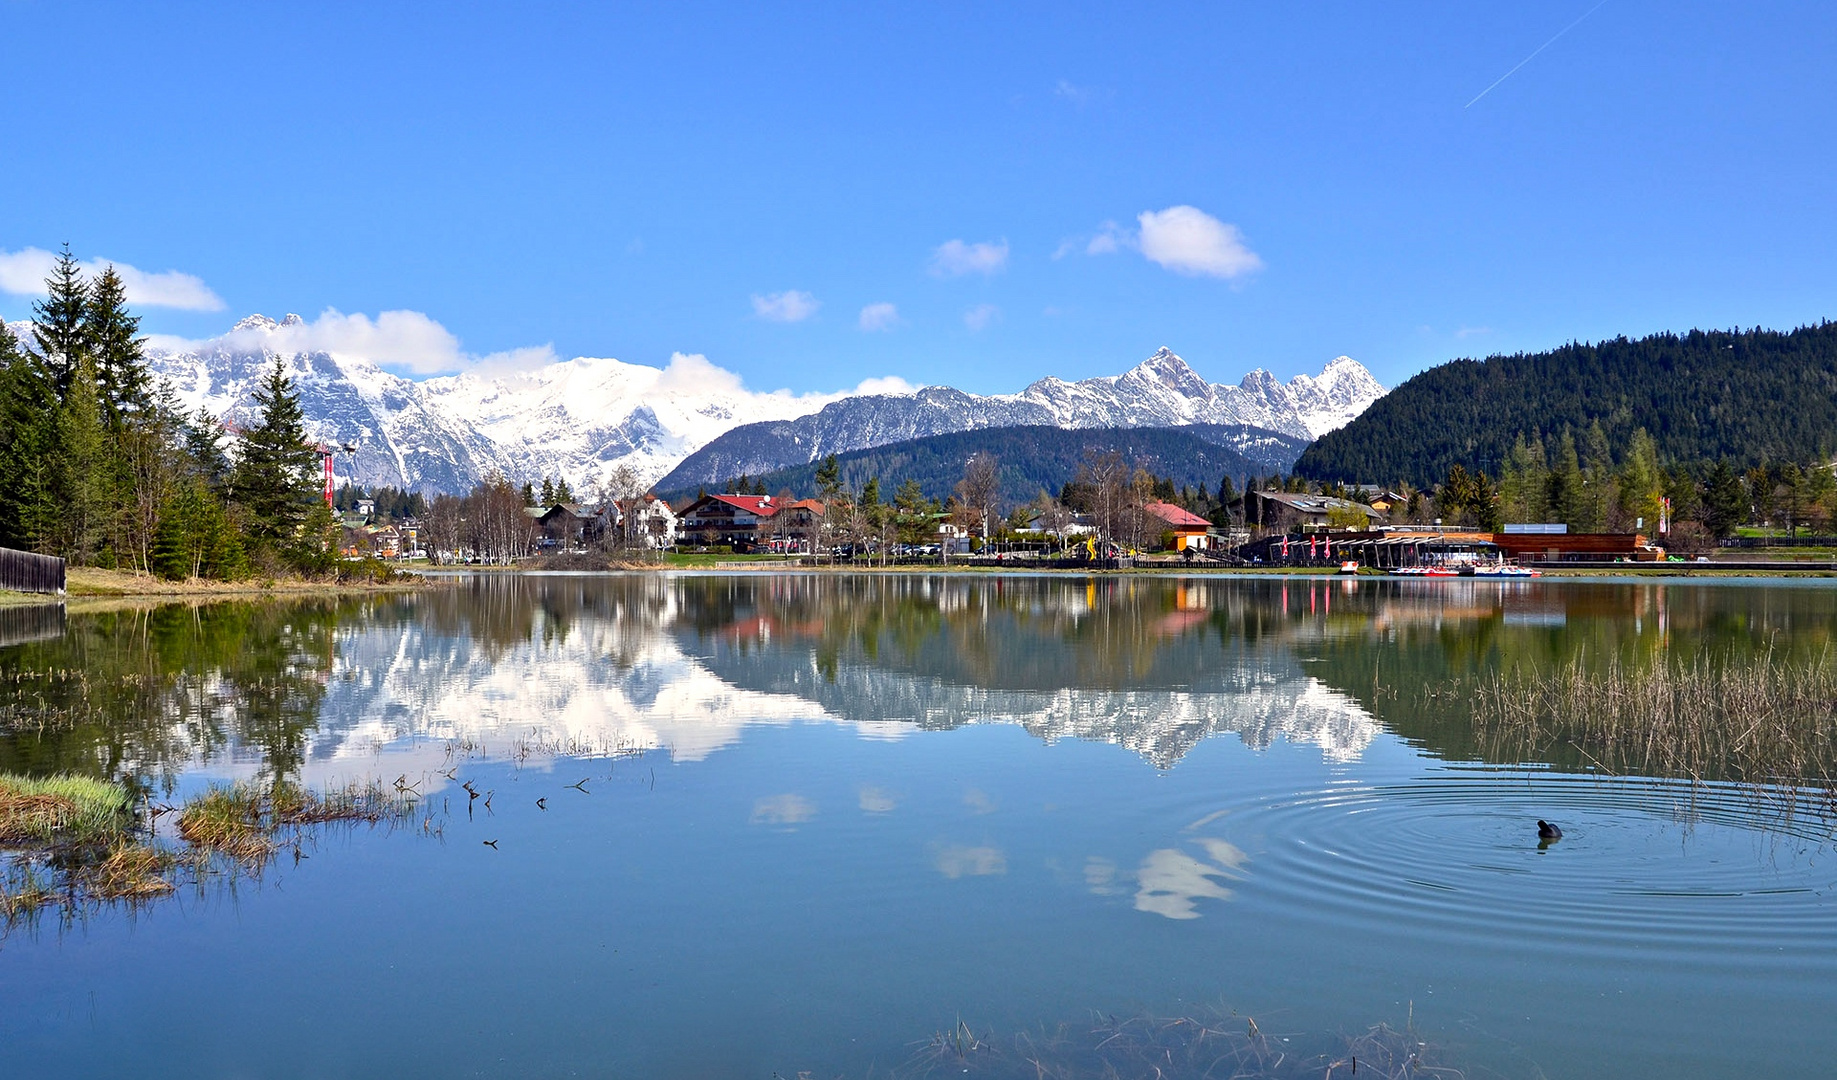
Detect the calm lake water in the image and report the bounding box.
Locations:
[3,573,1836,1078]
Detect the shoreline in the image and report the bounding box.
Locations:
[0,567,445,608]
[436,557,1837,580]
[6,562,1830,609]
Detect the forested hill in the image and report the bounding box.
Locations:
[656,424,1307,507]
[1293,323,1837,487]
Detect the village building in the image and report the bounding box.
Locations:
[678,493,780,549]
[1345,486,1407,513]
[612,495,680,548]
[1248,490,1387,531]
[536,503,594,549]
[764,498,826,552]
[1142,501,1214,551]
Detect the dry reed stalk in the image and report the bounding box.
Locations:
[1474,651,1837,799]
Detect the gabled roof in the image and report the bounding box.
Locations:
[1252,490,1383,517]
[687,493,778,517]
[1143,501,1211,529]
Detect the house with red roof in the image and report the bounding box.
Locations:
[678,493,780,549]
[1142,501,1214,551]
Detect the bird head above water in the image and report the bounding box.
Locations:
[1537,820,1563,840]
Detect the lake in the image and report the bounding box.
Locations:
[3,573,1835,1078]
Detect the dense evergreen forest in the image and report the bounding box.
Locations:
[0,247,342,579]
[1295,324,1837,487]
[657,424,1290,508]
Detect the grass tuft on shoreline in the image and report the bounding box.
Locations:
[4,773,418,924]
[0,774,135,844]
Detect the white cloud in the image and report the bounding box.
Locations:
[1086,220,1128,255]
[656,350,747,396]
[1054,78,1092,104]
[930,238,1009,277]
[751,793,815,826]
[933,844,1007,879]
[170,308,558,376]
[751,290,820,323]
[1135,206,1262,279]
[858,301,902,331]
[0,246,225,311]
[963,303,1000,332]
[851,375,917,396]
[1456,325,1493,339]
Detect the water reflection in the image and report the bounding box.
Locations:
[3,574,1836,790]
[1133,837,1251,920]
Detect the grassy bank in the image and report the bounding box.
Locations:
[1,773,418,923]
[63,565,436,598]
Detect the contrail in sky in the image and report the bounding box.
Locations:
[1466,0,1611,108]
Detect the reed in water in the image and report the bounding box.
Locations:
[1473,650,1837,797]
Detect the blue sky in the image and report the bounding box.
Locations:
[3,2,1834,394]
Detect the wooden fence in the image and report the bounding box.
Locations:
[0,546,66,595]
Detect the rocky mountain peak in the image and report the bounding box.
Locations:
[1122,347,1212,398]
[231,314,279,333]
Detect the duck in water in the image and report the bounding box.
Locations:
[1537,820,1562,840]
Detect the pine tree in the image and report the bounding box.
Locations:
[1500,433,1550,523]
[815,454,842,500]
[232,355,321,552]
[1578,420,1615,532]
[84,265,151,426]
[1547,430,1585,530]
[555,477,574,504]
[51,354,110,562]
[31,244,90,401]
[1702,460,1747,538]
[0,319,56,549]
[540,477,555,505]
[182,406,234,492]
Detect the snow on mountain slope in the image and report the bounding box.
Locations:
[147,320,1386,497]
[658,348,1386,491]
[146,318,842,495]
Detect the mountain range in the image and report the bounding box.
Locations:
[657,348,1383,491]
[655,424,1310,507]
[144,318,1385,496]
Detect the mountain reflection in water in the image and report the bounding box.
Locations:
[4,573,1835,788]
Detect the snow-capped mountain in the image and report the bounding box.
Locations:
[147,322,1385,497]
[657,348,1385,491]
[147,316,844,495]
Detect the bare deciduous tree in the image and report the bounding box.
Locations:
[955,452,1001,545]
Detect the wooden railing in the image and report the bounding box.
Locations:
[0,546,67,595]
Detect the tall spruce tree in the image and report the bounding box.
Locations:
[0,319,56,549]
[1547,430,1585,530]
[1702,460,1747,538]
[233,355,321,551]
[31,244,89,401]
[85,264,151,426]
[51,354,110,562]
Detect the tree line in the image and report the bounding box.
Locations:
[1296,322,1837,487]
[0,246,338,579]
[1262,421,1837,545]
